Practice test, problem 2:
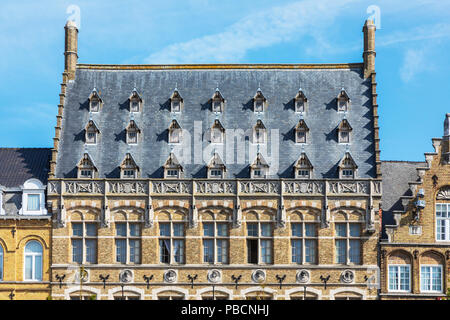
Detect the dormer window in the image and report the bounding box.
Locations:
[20,179,47,216]
[338,152,358,179]
[294,153,313,179]
[163,152,183,179]
[88,88,103,112]
[253,88,267,113]
[337,89,350,112]
[170,89,183,113]
[85,120,100,145]
[207,152,226,179]
[253,120,266,144]
[210,119,225,144]
[126,120,141,145]
[338,119,353,144]
[120,153,139,179]
[168,119,182,144]
[295,89,308,113]
[211,88,225,113]
[129,88,143,112]
[295,119,309,144]
[250,153,269,179]
[77,153,97,179]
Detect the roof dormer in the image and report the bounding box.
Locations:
[207,152,226,179]
[250,153,269,179]
[210,119,225,144]
[77,153,98,179]
[295,89,308,113]
[337,119,353,144]
[126,119,141,145]
[294,152,313,179]
[88,88,103,112]
[20,178,47,216]
[129,87,143,112]
[168,119,182,144]
[338,152,358,179]
[337,88,350,112]
[170,88,183,113]
[85,120,100,144]
[163,152,183,179]
[253,119,267,144]
[211,88,225,113]
[120,153,140,179]
[295,119,309,144]
[253,88,267,113]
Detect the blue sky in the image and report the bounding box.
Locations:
[0,0,449,161]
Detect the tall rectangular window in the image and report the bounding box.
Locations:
[291,223,317,264]
[420,265,442,292]
[203,222,229,264]
[436,203,450,241]
[71,222,97,264]
[27,194,40,211]
[115,222,141,264]
[159,222,185,264]
[335,223,361,264]
[388,265,411,292]
[247,222,272,264]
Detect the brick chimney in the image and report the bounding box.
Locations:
[363,19,376,79]
[64,20,78,81]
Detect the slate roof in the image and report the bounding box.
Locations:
[380,160,425,239]
[0,148,51,188]
[56,65,377,179]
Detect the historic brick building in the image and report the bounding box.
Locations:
[45,20,382,300]
[380,114,450,300]
[0,148,52,300]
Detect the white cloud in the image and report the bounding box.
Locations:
[145,0,357,64]
[379,23,450,47]
[399,49,428,82]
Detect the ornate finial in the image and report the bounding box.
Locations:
[257,82,261,91]
[216,82,219,91]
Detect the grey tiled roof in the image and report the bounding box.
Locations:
[0,148,51,188]
[56,66,376,179]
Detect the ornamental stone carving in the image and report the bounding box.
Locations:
[119,269,133,283]
[283,181,324,194]
[240,181,279,194]
[65,181,103,194]
[251,269,266,283]
[207,269,222,283]
[436,186,450,200]
[296,270,310,284]
[164,269,177,283]
[195,181,235,194]
[153,181,191,194]
[109,181,146,194]
[340,270,355,283]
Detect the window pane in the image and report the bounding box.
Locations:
[335,224,347,237]
[85,239,97,263]
[72,223,83,236]
[261,224,272,237]
[27,194,40,211]
[0,248,3,280]
[292,224,302,237]
[261,240,272,263]
[305,240,316,263]
[116,239,126,263]
[86,223,97,237]
[349,240,360,264]
[72,239,82,263]
[247,239,258,264]
[25,255,33,280]
[203,239,214,263]
[400,266,410,291]
[173,224,184,237]
[431,266,442,291]
[217,224,228,237]
[203,223,214,237]
[247,223,258,237]
[25,241,42,253]
[129,239,140,263]
[160,223,170,237]
[292,239,302,263]
[129,224,140,237]
[159,240,170,263]
[173,240,184,263]
[35,255,42,281]
[217,240,228,263]
[305,224,316,237]
[336,240,346,263]
[388,266,399,291]
[116,223,126,237]
[350,224,360,237]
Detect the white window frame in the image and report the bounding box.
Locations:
[165,169,180,179]
[115,222,141,264]
[127,130,138,145]
[338,97,349,112]
[339,130,350,144]
[246,222,273,264]
[71,222,98,264]
[436,203,450,241]
[202,222,229,264]
[211,127,224,144]
[130,99,140,113]
[20,179,47,216]
[171,99,181,113]
[420,264,443,293]
[334,222,361,265]
[208,168,224,179]
[295,98,306,113]
[254,99,264,113]
[86,128,97,145]
[291,222,318,264]
[90,99,100,112]
[253,127,266,144]
[23,241,43,282]
[159,222,185,264]
[169,128,182,144]
[212,99,223,113]
[295,129,307,144]
[388,264,411,292]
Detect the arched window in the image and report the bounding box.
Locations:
[24,241,43,281]
[420,252,443,293]
[387,251,411,292]
[0,244,3,281]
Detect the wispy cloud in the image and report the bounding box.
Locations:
[145,0,357,64]
[379,23,450,47]
[399,48,435,83]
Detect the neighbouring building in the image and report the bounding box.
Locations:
[46,20,382,300]
[0,148,52,299]
[380,114,450,300]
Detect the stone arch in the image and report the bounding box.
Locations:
[64,286,101,300]
[16,234,49,250]
[152,287,189,300]
[420,250,444,265]
[259,211,273,221]
[113,210,127,221]
[245,210,259,221]
[289,211,303,221]
[200,210,215,221]
[435,185,450,200]
[333,210,348,221]
[156,210,171,221]
[388,249,413,264]
[0,238,9,252]
[284,287,322,300]
[240,286,276,299]
[108,286,144,300]
[195,286,233,300]
[69,210,83,221]
[329,287,366,300]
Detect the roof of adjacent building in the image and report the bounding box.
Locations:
[56,64,377,179]
[0,148,51,188]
